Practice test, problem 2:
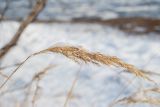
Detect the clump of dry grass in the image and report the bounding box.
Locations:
[0,65,55,107]
[0,45,153,91]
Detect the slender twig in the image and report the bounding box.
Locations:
[0,0,47,60]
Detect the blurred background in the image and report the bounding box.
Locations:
[0,0,160,107]
[0,0,160,33]
[1,0,160,19]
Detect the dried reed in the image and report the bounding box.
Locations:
[112,87,160,106]
[30,65,55,107]
[39,45,152,81]
[63,66,82,107]
[0,45,153,91]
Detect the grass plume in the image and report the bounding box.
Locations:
[0,45,153,91]
[39,45,152,81]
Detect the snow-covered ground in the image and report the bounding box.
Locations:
[0,21,160,107]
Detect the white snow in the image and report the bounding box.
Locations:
[0,21,160,107]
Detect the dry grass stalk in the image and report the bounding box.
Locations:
[64,66,81,107]
[31,81,40,107]
[0,0,47,59]
[142,87,160,94]
[38,45,152,81]
[0,65,55,107]
[0,55,32,90]
[112,87,160,106]
[0,45,153,91]
[141,70,160,77]
[31,65,55,107]
[115,96,160,106]
[3,65,55,107]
